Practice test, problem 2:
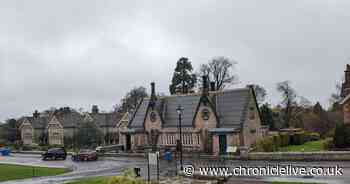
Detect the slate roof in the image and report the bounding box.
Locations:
[90,112,124,127]
[129,87,254,129]
[54,111,84,128]
[161,95,201,127]
[215,88,251,128]
[18,116,49,129]
[18,109,125,129]
[130,99,150,128]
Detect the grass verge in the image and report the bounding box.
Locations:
[65,177,109,184]
[272,182,322,184]
[278,140,326,152]
[0,164,68,182]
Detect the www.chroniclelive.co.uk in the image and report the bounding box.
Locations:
[183,164,343,177]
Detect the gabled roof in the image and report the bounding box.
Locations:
[90,112,124,127]
[116,113,130,128]
[162,95,202,127]
[214,88,251,128]
[18,116,49,129]
[129,87,254,129]
[17,109,125,129]
[130,99,150,128]
[54,110,84,128]
[340,93,350,105]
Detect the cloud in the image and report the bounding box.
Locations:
[1,0,350,121]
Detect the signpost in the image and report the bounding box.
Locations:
[147,152,160,183]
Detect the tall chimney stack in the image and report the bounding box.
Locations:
[150,82,157,109]
[202,75,209,96]
[210,82,216,92]
[151,82,155,97]
[33,110,40,118]
[92,105,99,114]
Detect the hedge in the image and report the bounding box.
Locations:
[255,131,318,152]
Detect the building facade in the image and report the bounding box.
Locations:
[122,79,264,155]
[340,65,350,124]
[18,106,126,146]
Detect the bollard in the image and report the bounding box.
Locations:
[134,167,141,177]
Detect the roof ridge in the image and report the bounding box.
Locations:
[143,87,250,100]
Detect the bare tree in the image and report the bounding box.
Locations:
[299,96,312,109]
[116,86,148,113]
[198,56,238,90]
[252,84,267,105]
[329,81,343,105]
[276,81,297,127]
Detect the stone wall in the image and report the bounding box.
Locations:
[244,151,350,161]
[343,102,350,124]
[242,94,262,147]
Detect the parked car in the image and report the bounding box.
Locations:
[72,149,98,161]
[42,147,67,161]
[95,145,124,153]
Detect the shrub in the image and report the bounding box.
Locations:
[304,132,321,142]
[256,137,275,152]
[323,138,334,150]
[272,135,282,148]
[22,144,40,151]
[279,133,290,147]
[291,132,305,145]
[333,123,350,148]
[108,168,145,184]
[108,176,145,184]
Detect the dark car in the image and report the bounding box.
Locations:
[72,149,98,162]
[42,148,67,161]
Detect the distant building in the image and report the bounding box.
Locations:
[18,106,127,146]
[340,65,350,124]
[121,78,264,155]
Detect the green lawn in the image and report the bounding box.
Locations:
[0,164,68,182]
[273,182,322,184]
[278,140,326,152]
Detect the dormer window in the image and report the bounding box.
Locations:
[150,111,157,122]
[201,108,210,121]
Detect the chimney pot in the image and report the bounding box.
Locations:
[202,75,209,96]
[151,82,155,97]
[150,82,157,103]
[92,105,99,114]
[33,110,40,118]
[210,82,216,91]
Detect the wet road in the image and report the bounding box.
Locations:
[1,154,350,184]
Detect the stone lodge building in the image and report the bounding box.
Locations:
[18,106,127,146]
[121,78,264,155]
[340,64,350,124]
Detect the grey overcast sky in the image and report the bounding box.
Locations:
[1,0,349,121]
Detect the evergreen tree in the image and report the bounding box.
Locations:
[334,123,346,148]
[76,122,103,149]
[169,57,197,94]
[260,103,276,130]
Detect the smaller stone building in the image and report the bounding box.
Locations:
[340,65,350,124]
[18,107,126,146]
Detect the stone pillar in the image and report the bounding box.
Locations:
[344,103,350,125]
[212,135,220,156]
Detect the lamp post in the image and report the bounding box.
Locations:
[176,105,184,171]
